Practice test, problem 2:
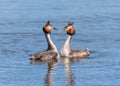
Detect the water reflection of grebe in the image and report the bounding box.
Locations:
[61,56,89,86]
[29,21,59,62]
[60,22,90,58]
[61,57,74,86]
[45,61,57,86]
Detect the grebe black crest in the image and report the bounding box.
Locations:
[43,21,57,34]
[64,22,75,35]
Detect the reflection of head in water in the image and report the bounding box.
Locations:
[45,61,57,86]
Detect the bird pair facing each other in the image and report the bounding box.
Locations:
[29,21,90,62]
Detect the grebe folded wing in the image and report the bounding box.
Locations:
[29,50,58,61]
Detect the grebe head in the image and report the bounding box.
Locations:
[64,22,75,35]
[43,21,57,34]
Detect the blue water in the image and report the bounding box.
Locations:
[0,0,120,86]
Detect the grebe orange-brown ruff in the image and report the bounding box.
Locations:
[29,21,59,62]
[60,22,90,58]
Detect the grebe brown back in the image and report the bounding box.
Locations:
[29,21,59,62]
[60,22,90,58]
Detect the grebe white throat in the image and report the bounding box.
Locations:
[61,35,71,57]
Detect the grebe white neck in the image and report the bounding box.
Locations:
[60,35,72,57]
[45,33,58,52]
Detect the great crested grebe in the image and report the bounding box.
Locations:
[60,22,90,58]
[29,21,59,62]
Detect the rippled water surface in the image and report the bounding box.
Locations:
[0,0,120,86]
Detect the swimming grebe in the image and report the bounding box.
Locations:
[29,21,59,62]
[60,22,90,58]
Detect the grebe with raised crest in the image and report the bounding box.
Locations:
[60,22,90,58]
[29,21,59,62]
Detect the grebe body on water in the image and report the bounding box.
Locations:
[29,21,59,62]
[60,22,90,58]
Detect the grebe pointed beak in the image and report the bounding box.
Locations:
[51,26,57,30]
[53,27,58,30]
